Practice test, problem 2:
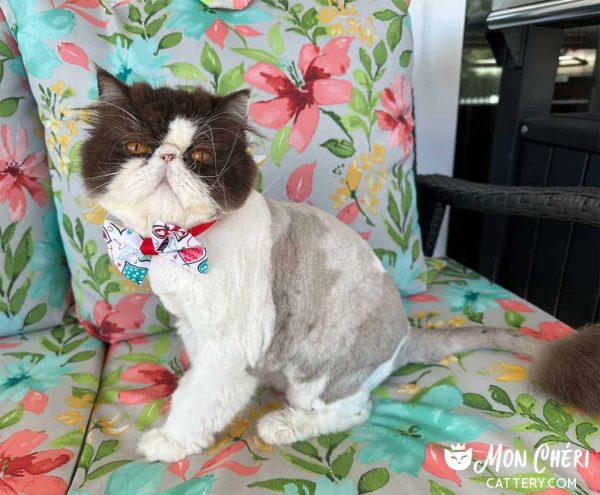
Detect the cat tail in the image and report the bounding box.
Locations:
[401,325,544,364]
[529,324,600,416]
[401,324,600,416]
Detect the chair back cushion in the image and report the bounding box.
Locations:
[0,0,426,342]
[0,12,70,335]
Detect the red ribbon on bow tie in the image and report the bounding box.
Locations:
[140,220,217,255]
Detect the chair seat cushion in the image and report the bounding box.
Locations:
[69,258,600,494]
[0,317,105,494]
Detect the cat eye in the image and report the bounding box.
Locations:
[191,148,213,163]
[125,141,150,155]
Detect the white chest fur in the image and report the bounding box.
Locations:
[147,192,276,367]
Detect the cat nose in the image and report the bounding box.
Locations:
[160,153,175,164]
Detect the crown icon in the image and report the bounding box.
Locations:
[451,443,466,451]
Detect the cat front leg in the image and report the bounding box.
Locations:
[137,360,258,462]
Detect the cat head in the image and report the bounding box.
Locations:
[80,68,258,234]
[443,444,473,471]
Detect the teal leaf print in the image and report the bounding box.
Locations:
[352,384,500,475]
[0,354,72,402]
[8,1,75,78]
[105,37,169,86]
[167,0,271,39]
[30,213,69,308]
[105,462,213,495]
[158,475,215,495]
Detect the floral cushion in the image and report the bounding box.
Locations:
[68,258,600,495]
[0,316,105,494]
[0,0,428,343]
[0,13,70,335]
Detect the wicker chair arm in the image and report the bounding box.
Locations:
[416,173,600,256]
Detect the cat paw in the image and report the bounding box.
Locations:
[257,408,301,445]
[137,428,189,463]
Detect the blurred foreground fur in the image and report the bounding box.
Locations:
[532,324,600,415]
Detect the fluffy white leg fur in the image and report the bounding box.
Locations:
[137,363,258,462]
[257,400,371,445]
[258,374,372,445]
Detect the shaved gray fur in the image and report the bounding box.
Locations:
[255,199,409,403]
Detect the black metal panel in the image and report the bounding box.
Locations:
[496,142,551,296]
[492,140,599,326]
[451,17,600,326]
[557,224,600,325]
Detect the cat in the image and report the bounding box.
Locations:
[80,69,599,463]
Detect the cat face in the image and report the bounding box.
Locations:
[444,447,473,471]
[81,69,257,234]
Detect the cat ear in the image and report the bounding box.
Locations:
[96,67,128,104]
[220,89,251,123]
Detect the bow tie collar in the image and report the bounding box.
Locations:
[103,219,216,284]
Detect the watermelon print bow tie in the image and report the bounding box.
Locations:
[102,219,216,284]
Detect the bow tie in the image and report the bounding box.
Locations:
[102,219,216,284]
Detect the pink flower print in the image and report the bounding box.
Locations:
[245,37,354,153]
[0,429,73,495]
[81,294,150,343]
[21,390,49,415]
[118,362,179,405]
[286,162,317,202]
[497,298,533,313]
[376,75,415,156]
[0,125,48,222]
[519,321,574,342]
[578,450,600,493]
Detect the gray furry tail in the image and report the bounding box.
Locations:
[399,325,544,366]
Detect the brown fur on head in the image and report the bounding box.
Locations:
[531,324,600,415]
[80,68,258,235]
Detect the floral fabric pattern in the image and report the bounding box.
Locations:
[0,317,105,493]
[0,14,69,335]
[65,259,599,495]
[0,0,427,342]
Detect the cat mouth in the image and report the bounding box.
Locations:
[157,175,174,191]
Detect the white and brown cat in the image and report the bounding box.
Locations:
[81,69,599,463]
